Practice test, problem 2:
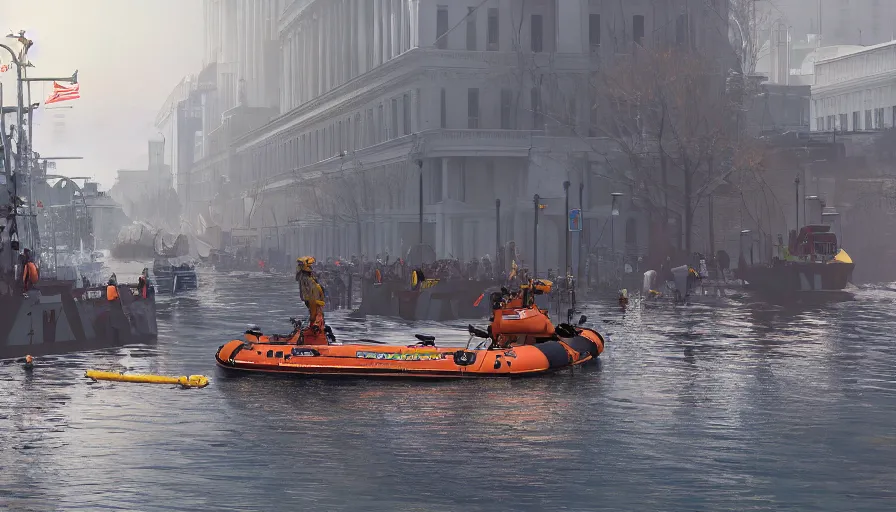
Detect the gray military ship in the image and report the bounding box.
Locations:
[1,34,157,360]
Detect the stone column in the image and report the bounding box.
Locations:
[343,0,350,83]
[400,0,409,51]
[374,0,383,65]
[392,0,401,56]
[408,0,419,48]
[318,10,326,96]
[298,33,304,105]
[357,0,368,74]
[333,1,340,87]
[325,4,332,93]
[347,0,354,79]
[285,35,292,110]
[383,0,392,61]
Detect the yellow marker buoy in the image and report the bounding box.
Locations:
[85,370,209,389]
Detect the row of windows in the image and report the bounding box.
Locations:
[437,6,506,51]
[242,90,419,183]
[816,106,896,131]
[434,5,695,53]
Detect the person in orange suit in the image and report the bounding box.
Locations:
[21,249,39,293]
[296,256,327,344]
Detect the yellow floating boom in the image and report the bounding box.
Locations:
[85,370,209,389]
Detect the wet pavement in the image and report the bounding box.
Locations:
[2,266,896,511]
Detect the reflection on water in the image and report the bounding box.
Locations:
[2,269,896,510]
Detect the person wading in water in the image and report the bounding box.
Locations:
[295,256,329,344]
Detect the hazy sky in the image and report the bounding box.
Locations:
[0,0,203,188]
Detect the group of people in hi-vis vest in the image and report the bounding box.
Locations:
[18,247,154,303]
[105,269,152,302]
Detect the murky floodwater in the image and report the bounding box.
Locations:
[2,266,896,511]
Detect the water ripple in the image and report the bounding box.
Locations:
[1,268,895,510]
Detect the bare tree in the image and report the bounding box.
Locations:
[594,46,765,254]
[300,160,411,258]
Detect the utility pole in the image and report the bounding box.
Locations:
[533,194,540,278]
[563,181,570,278]
[578,182,584,283]
[794,174,800,230]
[417,159,423,244]
[495,198,501,274]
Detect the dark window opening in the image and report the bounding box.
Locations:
[467,88,480,129]
[436,6,449,49]
[487,8,499,50]
[500,88,513,129]
[589,14,601,51]
[531,14,543,52]
[676,14,687,46]
[466,7,477,50]
[633,15,644,46]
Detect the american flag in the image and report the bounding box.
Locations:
[45,82,80,105]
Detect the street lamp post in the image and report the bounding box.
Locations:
[563,181,570,278]
[533,194,540,278]
[578,182,584,283]
[495,198,501,274]
[417,159,423,244]
[740,229,752,267]
[610,192,623,275]
[794,174,800,230]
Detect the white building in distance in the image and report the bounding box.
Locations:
[812,41,896,132]
[183,0,731,274]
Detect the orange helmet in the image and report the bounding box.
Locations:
[296,256,316,272]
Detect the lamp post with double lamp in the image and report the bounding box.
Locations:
[578,182,584,283]
[610,192,623,274]
[533,194,541,278]
[495,198,501,274]
[740,229,753,267]
[416,159,423,244]
[563,181,570,278]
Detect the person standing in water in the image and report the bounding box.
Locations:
[295,256,326,340]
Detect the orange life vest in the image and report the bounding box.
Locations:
[25,261,39,284]
[106,285,119,301]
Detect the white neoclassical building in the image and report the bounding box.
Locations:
[812,41,896,132]
[183,0,731,273]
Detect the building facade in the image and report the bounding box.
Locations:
[812,41,896,132]
[181,0,731,273]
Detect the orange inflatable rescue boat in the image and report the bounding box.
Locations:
[215,284,605,379]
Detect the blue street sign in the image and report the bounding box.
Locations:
[568,208,582,232]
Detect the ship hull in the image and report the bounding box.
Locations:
[740,262,855,295]
[0,284,159,360]
[152,270,198,294]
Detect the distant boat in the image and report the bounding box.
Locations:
[738,224,855,296]
[152,257,198,294]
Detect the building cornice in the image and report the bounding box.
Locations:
[233,48,594,152]
[812,70,896,97]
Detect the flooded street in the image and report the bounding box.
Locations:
[2,268,896,511]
